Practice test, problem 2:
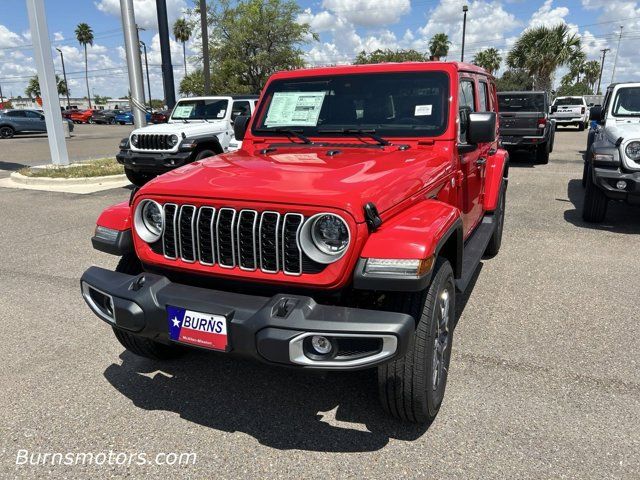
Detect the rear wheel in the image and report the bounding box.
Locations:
[0,126,14,139]
[88,117,95,124]
[125,167,155,187]
[377,258,455,423]
[118,121,125,125]
[536,142,550,164]
[578,122,585,131]
[582,172,608,223]
[484,179,506,257]
[111,254,183,360]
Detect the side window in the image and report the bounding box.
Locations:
[478,81,490,112]
[8,111,26,118]
[231,101,250,120]
[25,111,43,119]
[458,79,476,143]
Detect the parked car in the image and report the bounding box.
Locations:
[115,110,151,125]
[497,91,555,164]
[116,96,258,185]
[81,62,509,424]
[69,109,101,124]
[583,82,640,222]
[92,109,124,125]
[150,110,171,124]
[550,96,589,130]
[0,109,74,138]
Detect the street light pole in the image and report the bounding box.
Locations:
[55,47,71,109]
[596,48,610,95]
[139,40,152,111]
[200,0,211,94]
[611,26,623,83]
[120,0,147,128]
[461,5,468,62]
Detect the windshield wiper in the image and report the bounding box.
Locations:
[256,128,313,144]
[317,128,390,146]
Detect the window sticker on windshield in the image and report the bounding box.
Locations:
[264,92,326,127]
[414,105,432,116]
[174,104,194,117]
[217,109,226,118]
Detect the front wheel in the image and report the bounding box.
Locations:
[0,126,15,139]
[88,117,95,124]
[111,254,183,360]
[125,167,155,187]
[377,258,455,423]
[582,162,589,188]
[118,121,125,125]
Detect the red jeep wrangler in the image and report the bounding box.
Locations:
[81,62,508,423]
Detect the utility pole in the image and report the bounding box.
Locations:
[200,0,211,94]
[139,40,152,111]
[0,83,4,105]
[55,48,71,109]
[596,48,610,95]
[26,0,69,165]
[156,0,176,108]
[461,5,468,62]
[120,0,146,128]
[611,26,623,84]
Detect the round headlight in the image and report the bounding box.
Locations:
[299,213,350,264]
[131,133,138,147]
[134,200,164,243]
[169,134,179,146]
[625,141,640,161]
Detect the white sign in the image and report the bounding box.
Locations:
[265,92,326,127]
[414,105,433,116]
[173,104,194,118]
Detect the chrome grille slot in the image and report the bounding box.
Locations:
[259,212,280,273]
[178,205,196,262]
[237,210,258,270]
[196,207,215,265]
[282,213,303,275]
[216,208,236,268]
[163,204,178,259]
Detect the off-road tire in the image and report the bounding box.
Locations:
[194,149,217,161]
[582,172,608,223]
[111,254,183,360]
[118,121,125,125]
[125,167,154,187]
[377,258,455,424]
[0,126,14,139]
[578,121,585,131]
[536,142,550,164]
[484,179,506,257]
[582,161,589,188]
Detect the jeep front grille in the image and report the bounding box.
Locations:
[162,204,313,275]
[136,133,173,150]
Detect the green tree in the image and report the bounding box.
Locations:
[495,69,534,91]
[180,69,205,96]
[150,99,165,109]
[429,33,451,60]
[507,24,581,91]
[354,49,427,64]
[196,0,317,94]
[93,94,111,104]
[25,74,69,98]
[582,60,601,93]
[557,81,592,96]
[173,18,193,77]
[75,23,94,108]
[472,48,502,74]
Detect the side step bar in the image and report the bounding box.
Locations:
[455,214,496,292]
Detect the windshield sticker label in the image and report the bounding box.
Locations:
[414,105,432,116]
[217,109,226,118]
[173,104,194,118]
[265,92,326,126]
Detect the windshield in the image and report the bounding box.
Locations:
[498,94,545,112]
[252,72,449,138]
[612,87,640,117]
[554,97,584,106]
[171,99,230,120]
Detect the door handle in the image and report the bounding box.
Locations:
[475,157,487,166]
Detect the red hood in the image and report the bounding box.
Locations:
[140,144,454,222]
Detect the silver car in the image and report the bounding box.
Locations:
[0,109,74,139]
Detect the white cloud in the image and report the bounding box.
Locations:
[53,32,65,42]
[95,0,188,30]
[0,24,24,48]
[322,0,411,27]
[528,0,570,28]
[297,9,338,33]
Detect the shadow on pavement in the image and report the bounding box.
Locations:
[103,268,482,452]
[563,178,640,234]
[505,148,536,168]
[0,161,29,171]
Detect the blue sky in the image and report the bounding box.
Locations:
[1,0,639,99]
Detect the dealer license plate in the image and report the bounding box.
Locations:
[167,306,228,351]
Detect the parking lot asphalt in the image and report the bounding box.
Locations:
[0,124,134,177]
[0,128,638,479]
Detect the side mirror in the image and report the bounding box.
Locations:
[551,105,558,113]
[467,112,497,144]
[589,105,603,122]
[233,114,250,140]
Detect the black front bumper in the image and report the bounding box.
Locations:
[593,166,640,204]
[116,148,194,173]
[80,267,414,370]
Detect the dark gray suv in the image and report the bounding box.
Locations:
[0,109,74,138]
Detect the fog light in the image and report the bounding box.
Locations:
[616,180,627,190]
[311,335,333,355]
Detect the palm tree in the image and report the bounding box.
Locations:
[472,48,502,74]
[25,74,68,98]
[173,18,193,77]
[75,23,94,108]
[507,24,581,91]
[583,60,601,94]
[429,33,451,61]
